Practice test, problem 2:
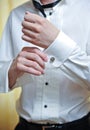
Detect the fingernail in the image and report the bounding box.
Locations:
[25,11,29,14]
[42,71,45,74]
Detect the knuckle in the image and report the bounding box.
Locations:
[16,57,21,63]
[33,54,37,60]
[26,67,31,73]
[30,37,37,44]
[22,47,27,51]
[16,62,20,70]
[39,18,45,24]
[22,21,25,27]
[42,62,45,67]
[33,61,37,66]
[33,61,38,68]
[20,50,28,56]
[31,33,40,43]
[18,51,24,57]
[33,48,39,54]
[36,26,42,32]
[36,33,40,38]
[33,53,39,61]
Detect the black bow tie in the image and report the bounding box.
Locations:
[32,0,61,17]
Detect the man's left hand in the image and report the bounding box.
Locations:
[22,11,60,48]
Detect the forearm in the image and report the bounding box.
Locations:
[8,59,23,89]
[8,70,17,89]
[44,32,90,89]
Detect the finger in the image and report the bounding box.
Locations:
[18,52,45,69]
[19,57,44,74]
[22,34,33,43]
[22,28,35,38]
[33,48,48,62]
[17,63,42,76]
[24,11,43,23]
[22,47,48,62]
[22,20,40,33]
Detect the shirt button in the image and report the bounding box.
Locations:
[49,12,52,15]
[45,82,49,85]
[44,105,47,108]
[50,57,55,63]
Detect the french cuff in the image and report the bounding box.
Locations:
[44,31,77,67]
[0,60,12,93]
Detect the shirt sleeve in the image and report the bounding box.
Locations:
[44,31,90,90]
[0,12,17,92]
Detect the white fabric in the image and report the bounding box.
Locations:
[0,0,90,124]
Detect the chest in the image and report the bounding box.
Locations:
[48,6,89,51]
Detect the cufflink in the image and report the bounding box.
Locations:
[50,57,55,63]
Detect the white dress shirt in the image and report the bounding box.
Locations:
[0,0,90,124]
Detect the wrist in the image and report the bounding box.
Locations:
[8,59,23,89]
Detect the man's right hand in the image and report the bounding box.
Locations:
[8,47,48,88]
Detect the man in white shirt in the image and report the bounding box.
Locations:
[0,0,90,130]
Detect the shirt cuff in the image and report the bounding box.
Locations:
[0,60,12,93]
[44,31,77,67]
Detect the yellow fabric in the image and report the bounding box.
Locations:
[0,0,28,130]
[0,0,28,36]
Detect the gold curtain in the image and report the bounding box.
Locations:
[0,0,28,130]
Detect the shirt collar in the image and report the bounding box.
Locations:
[65,0,79,5]
[32,0,65,18]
